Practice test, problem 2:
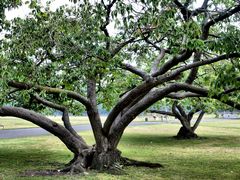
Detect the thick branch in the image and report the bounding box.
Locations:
[8,81,91,108]
[167,92,201,99]
[185,52,201,84]
[0,107,88,154]
[152,50,193,77]
[192,111,205,131]
[150,49,166,74]
[120,63,149,80]
[165,53,240,82]
[175,103,188,120]
[173,0,191,21]
[108,83,203,146]
[203,4,240,38]
[103,79,157,135]
[172,102,191,128]
[33,95,86,142]
[167,85,240,110]
[149,110,174,116]
[86,79,104,151]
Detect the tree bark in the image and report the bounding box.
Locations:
[175,126,198,139]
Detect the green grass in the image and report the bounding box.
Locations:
[0,116,91,129]
[0,120,240,179]
[0,116,151,129]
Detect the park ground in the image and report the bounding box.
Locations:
[0,117,240,179]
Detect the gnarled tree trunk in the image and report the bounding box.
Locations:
[176,126,198,139]
[172,102,205,139]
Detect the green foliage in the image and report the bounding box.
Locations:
[209,26,240,54]
[0,0,21,30]
[0,0,239,114]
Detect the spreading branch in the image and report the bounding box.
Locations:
[7,81,91,108]
[148,110,174,116]
[162,53,240,82]
[33,94,85,142]
[202,4,240,38]
[152,50,193,77]
[150,49,166,74]
[120,63,149,80]
[0,106,88,154]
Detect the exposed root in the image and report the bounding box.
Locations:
[20,149,163,177]
[121,157,163,168]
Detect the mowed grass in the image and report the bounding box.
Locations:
[0,116,152,129]
[0,120,240,179]
[0,116,92,129]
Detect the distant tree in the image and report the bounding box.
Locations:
[0,0,240,174]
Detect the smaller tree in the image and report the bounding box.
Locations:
[149,99,205,139]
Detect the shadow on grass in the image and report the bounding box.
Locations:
[0,147,68,173]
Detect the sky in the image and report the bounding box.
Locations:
[5,0,73,20]
[5,0,205,20]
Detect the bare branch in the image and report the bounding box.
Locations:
[120,63,149,80]
[150,49,166,74]
[167,92,202,99]
[175,103,188,119]
[172,101,191,128]
[148,109,174,116]
[201,0,209,9]
[152,50,193,77]
[33,94,86,142]
[192,111,205,131]
[185,52,202,84]
[104,79,156,135]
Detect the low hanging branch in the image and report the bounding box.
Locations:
[0,106,88,154]
[33,94,86,143]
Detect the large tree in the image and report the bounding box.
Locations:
[0,0,240,173]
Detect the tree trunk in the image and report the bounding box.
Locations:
[90,149,121,170]
[174,126,198,139]
[64,143,122,172]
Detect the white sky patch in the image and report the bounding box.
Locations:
[5,0,73,20]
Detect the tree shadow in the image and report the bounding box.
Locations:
[0,147,69,171]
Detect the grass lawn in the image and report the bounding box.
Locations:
[0,116,92,129]
[0,116,151,129]
[0,120,240,179]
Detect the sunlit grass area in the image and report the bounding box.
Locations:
[0,116,91,129]
[0,120,240,179]
[0,115,153,129]
[0,113,238,130]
